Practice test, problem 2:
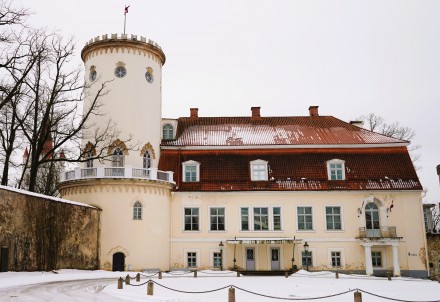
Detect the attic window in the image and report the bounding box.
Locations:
[163,124,174,139]
[327,159,345,180]
[182,160,200,182]
[250,159,268,181]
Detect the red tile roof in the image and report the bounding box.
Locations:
[158,147,421,192]
[162,116,406,147]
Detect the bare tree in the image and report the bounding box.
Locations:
[357,113,421,169]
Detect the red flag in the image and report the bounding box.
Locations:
[124,5,130,15]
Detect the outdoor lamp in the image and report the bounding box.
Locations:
[219,241,224,271]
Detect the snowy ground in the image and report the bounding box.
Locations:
[0,269,439,301]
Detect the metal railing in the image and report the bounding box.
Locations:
[358,226,398,238]
[59,166,174,184]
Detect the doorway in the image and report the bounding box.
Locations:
[246,248,255,270]
[271,248,280,270]
[112,252,125,271]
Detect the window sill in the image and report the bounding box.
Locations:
[325,229,344,233]
[296,230,316,233]
[208,230,227,233]
[182,230,201,232]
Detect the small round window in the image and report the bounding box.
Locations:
[145,72,154,83]
[115,66,127,78]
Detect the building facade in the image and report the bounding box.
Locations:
[57,34,428,277]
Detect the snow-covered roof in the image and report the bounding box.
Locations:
[0,185,96,209]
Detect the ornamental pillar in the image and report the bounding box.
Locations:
[363,243,373,276]
[391,243,401,276]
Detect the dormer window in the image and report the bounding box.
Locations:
[182,160,200,182]
[163,124,174,139]
[327,159,345,180]
[250,159,268,181]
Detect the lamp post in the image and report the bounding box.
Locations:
[219,241,224,271]
[304,242,309,271]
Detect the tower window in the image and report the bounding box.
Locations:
[112,148,124,167]
[133,202,142,220]
[115,66,127,78]
[163,124,174,139]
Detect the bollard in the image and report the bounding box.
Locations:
[159,271,162,279]
[194,270,197,278]
[387,272,392,281]
[117,277,123,289]
[237,271,240,277]
[136,273,140,282]
[125,274,130,285]
[354,291,362,302]
[147,281,154,296]
[336,271,339,279]
[228,287,236,302]
[285,271,288,278]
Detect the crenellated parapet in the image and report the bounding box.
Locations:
[81,33,166,65]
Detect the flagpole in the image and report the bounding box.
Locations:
[124,13,126,34]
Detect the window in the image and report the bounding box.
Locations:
[365,203,380,229]
[184,208,199,231]
[112,147,124,167]
[250,159,268,181]
[326,206,342,230]
[297,206,313,230]
[86,150,94,168]
[213,252,222,268]
[115,66,127,78]
[133,202,142,220]
[273,207,281,230]
[327,159,345,180]
[302,251,313,267]
[143,151,151,169]
[241,207,249,231]
[210,207,225,231]
[187,252,197,268]
[331,251,341,267]
[371,251,382,267]
[163,124,174,140]
[182,161,200,182]
[253,207,269,230]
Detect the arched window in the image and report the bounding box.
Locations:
[133,202,142,220]
[143,151,151,169]
[112,147,124,167]
[365,203,380,230]
[86,150,94,168]
[163,124,174,140]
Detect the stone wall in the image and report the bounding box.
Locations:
[0,187,100,271]
[427,233,440,278]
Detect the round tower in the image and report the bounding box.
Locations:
[58,34,174,272]
[81,33,165,167]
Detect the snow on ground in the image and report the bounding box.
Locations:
[0,269,439,301]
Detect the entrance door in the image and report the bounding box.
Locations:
[365,203,380,237]
[246,248,255,270]
[112,252,125,271]
[271,248,280,270]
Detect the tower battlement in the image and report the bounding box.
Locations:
[81,33,165,64]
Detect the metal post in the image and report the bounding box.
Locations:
[354,291,362,302]
[194,270,197,278]
[387,271,392,281]
[336,271,339,279]
[159,271,162,279]
[237,271,240,277]
[285,271,288,278]
[306,253,309,271]
[125,274,130,284]
[117,277,123,289]
[136,273,140,282]
[233,239,237,270]
[228,287,235,302]
[147,281,154,296]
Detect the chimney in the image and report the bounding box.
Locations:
[308,106,319,117]
[350,120,364,128]
[190,108,198,119]
[251,107,261,120]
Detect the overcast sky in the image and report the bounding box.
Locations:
[17,0,440,202]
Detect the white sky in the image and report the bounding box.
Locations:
[16,0,440,202]
[0,269,439,301]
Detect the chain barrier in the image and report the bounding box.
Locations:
[150,279,230,294]
[198,270,237,275]
[357,289,440,302]
[124,280,150,287]
[139,272,159,278]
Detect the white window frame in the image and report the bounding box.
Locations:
[143,150,152,169]
[240,206,283,231]
[328,248,345,268]
[112,147,124,167]
[209,207,226,231]
[162,124,174,140]
[371,249,386,268]
[326,159,345,180]
[182,160,200,182]
[301,250,314,268]
[253,207,270,231]
[183,207,200,231]
[296,206,314,231]
[133,201,142,220]
[184,249,200,268]
[212,250,222,268]
[325,205,343,231]
[250,159,268,181]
